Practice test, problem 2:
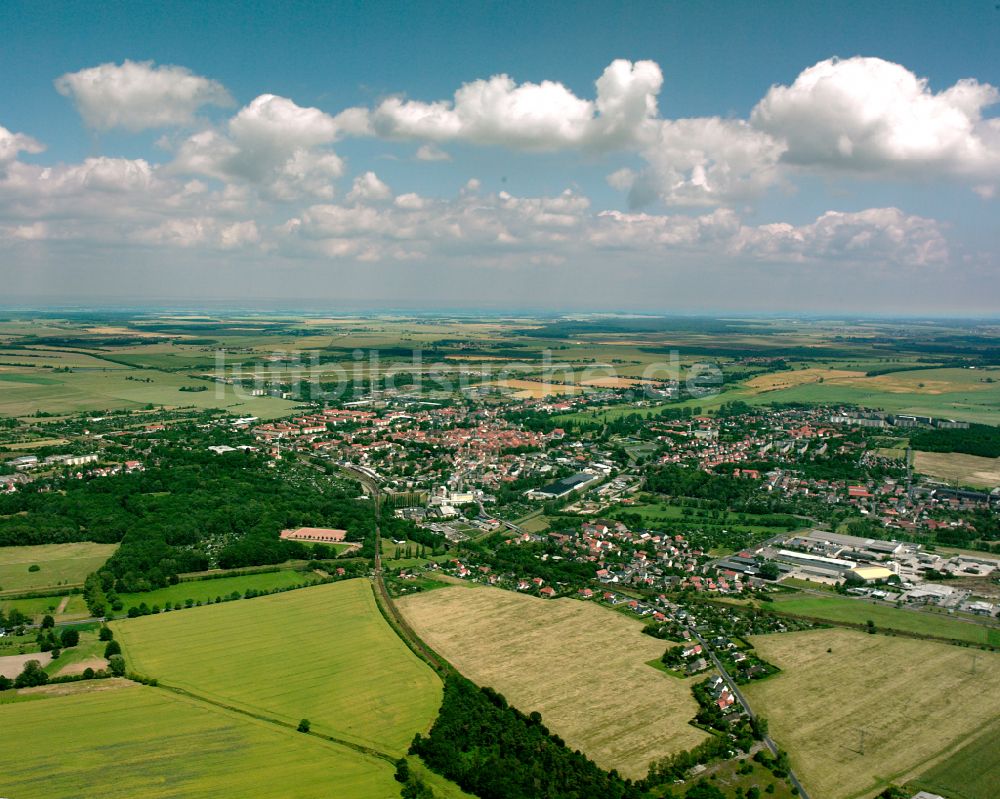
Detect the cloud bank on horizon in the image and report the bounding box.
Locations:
[0,54,997,309]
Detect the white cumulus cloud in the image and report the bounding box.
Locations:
[0,125,44,166]
[170,94,344,199]
[730,207,948,265]
[631,118,786,207]
[358,59,662,152]
[55,60,233,132]
[347,171,392,203]
[415,144,451,161]
[751,56,1000,182]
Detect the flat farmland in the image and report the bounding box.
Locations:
[115,568,311,610]
[745,368,865,392]
[770,593,1000,645]
[913,450,1000,488]
[483,378,585,398]
[743,628,1000,799]
[0,592,89,623]
[0,542,117,593]
[739,379,1000,426]
[906,718,1000,799]
[0,362,298,418]
[397,585,708,778]
[113,579,441,755]
[0,683,399,799]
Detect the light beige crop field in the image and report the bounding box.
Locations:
[745,368,864,392]
[484,379,586,397]
[397,585,707,779]
[913,450,1000,489]
[743,628,1000,799]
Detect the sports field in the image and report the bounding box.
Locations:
[0,542,117,593]
[113,579,441,755]
[0,682,398,799]
[913,450,1000,489]
[397,584,708,779]
[743,628,1000,799]
[115,568,311,610]
[770,593,1000,646]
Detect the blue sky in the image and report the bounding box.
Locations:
[1,1,998,312]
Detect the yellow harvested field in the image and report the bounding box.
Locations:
[485,379,585,398]
[861,373,987,394]
[747,367,993,396]
[743,628,1000,799]
[443,355,519,361]
[84,326,173,338]
[397,585,708,778]
[578,376,646,388]
[746,369,864,392]
[914,450,1000,488]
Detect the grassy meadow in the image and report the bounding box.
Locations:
[743,628,1000,799]
[770,593,1000,646]
[0,363,299,418]
[112,578,442,755]
[0,683,399,799]
[397,583,707,779]
[114,568,312,611]
[0,593,89,624]
[0,542,117,593]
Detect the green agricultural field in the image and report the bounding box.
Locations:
[620,501,687,522]
[0,593,89,623]
[740,377,1000,426]
[45,628,107,677]
[0,361,298,418]
[770,593,1000,646]
[906,719,1000,799]
[0,542,117,593]
[0,683,398,799]
[552,363,1000,427]
[114,568,312,611]
[619,501,801,541]
[518,514,551,533]
[113,579,442,755]
[407,756,478,799]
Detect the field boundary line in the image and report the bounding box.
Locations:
[346,465,452,676]
[768,608,998,649]
[370,577,450,676]
[149,680,399,765]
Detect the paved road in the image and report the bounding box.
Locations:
[689,627,812,799]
